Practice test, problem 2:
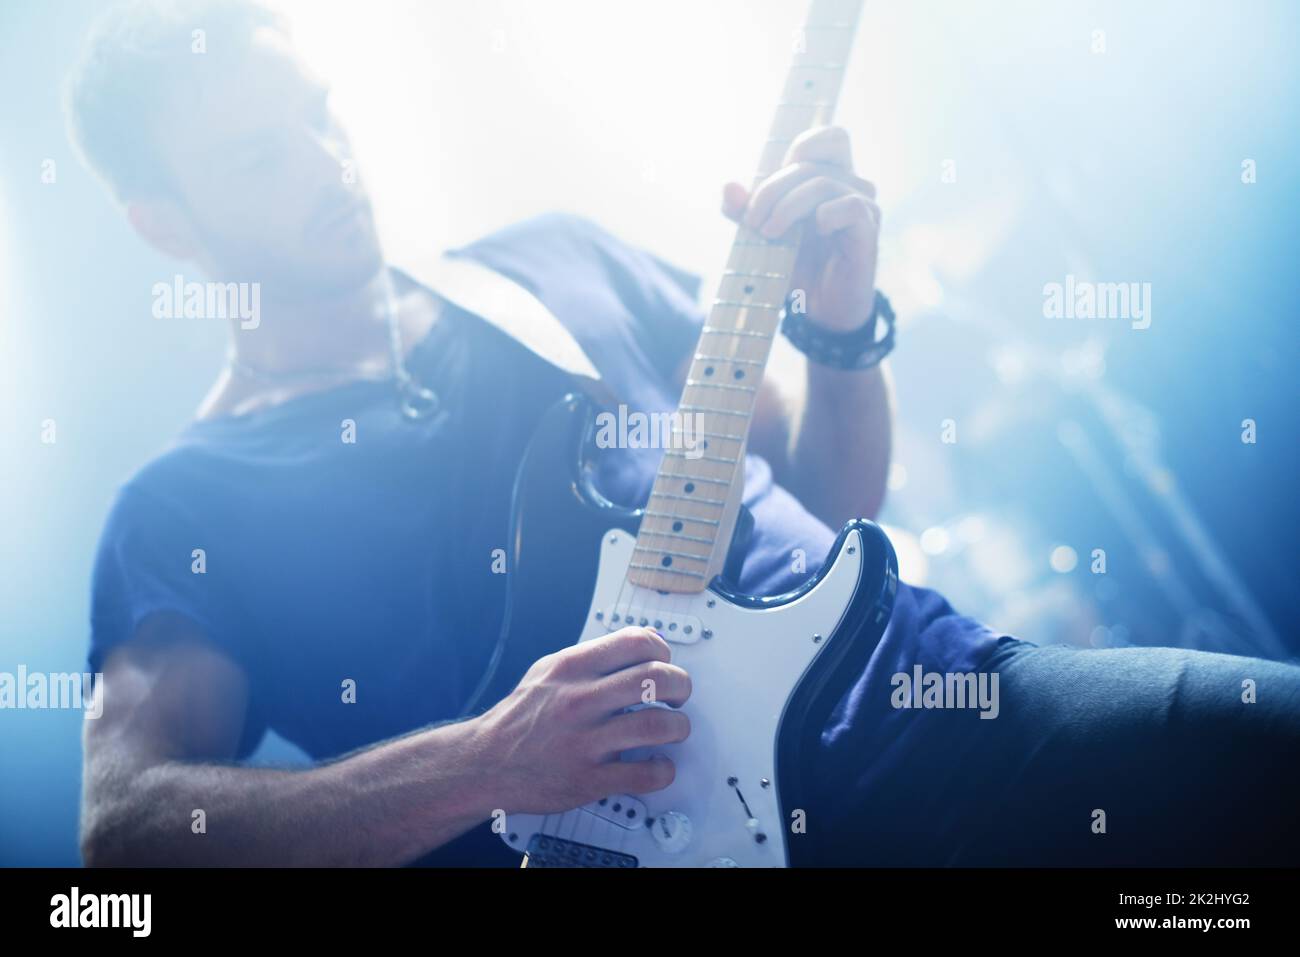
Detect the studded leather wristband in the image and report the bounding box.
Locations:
[779,289,896,371]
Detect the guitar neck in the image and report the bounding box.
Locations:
[627,0,865,594]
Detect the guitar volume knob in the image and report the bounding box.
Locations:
[649,810,692,854]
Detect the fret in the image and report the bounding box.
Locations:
[700,326,774,340]
[642,509,720,527]
[637,527,716,546]
[627,563,706,579]
[650,491,727,506]
[685,380,758,395]
[679,405,750,418]
[712,298,783,311]
[663,450,740,465]
[633,545,711,562]
[721,270,789,281]
[693,354,764,367]
[671,424,747,438]
[655,468,732,483]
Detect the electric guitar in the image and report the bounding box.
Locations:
[462,0,897,868]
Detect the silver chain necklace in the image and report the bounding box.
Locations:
[227,271,440,421]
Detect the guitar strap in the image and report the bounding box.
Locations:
[391,246,754,587]
[389,250,622,409]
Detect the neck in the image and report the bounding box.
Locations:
[625,0,864,594]
[226,269,394,376]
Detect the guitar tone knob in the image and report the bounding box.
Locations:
[649,811,692,854]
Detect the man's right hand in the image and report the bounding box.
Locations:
[471,626,693,815]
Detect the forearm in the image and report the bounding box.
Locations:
[788,359,893,528]
[82,717,497,867]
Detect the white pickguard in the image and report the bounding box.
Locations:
[500,525,866,867]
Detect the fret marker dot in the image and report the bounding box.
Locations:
[684,483,695,494]
[744,284,755,295]
[734,370,746,380]
[704,366,715,377]
[672,521,683,532]
[661,556,673,568]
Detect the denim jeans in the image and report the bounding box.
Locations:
[803,638,1300,866]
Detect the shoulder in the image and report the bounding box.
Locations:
[87,436,254,688]
[90,432,246,622]
[95,436,218,542]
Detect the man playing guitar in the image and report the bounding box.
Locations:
[72,0,1300,867]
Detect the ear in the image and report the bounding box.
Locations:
[126,199,203,261]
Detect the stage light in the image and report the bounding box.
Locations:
[991,346,1029,386]
[920,526,951,557]
[1049,545,1078,574]
[879,523,927,587]
[269,0,787,268]
[887,461,908,492]
[954,515,987,546]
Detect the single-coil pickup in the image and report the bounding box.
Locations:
[597,607,705,644]
[586,794,648,831]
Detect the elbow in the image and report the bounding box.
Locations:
[80,824,116,868]
[79,802,137,868]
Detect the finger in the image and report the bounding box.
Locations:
[744,162,872,232]
[786,124,854,170]
[566,627,671,677]
[721,181,749,222]
[595,753,676,796]
[595,706,691,758]
[744,162,826,230]
[760,176,856,239]
[815,192,881,240]
[591,660,693,712]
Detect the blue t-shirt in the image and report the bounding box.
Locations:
[88,212,1005,766]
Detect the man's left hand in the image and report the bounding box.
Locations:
[721,125,880,333]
